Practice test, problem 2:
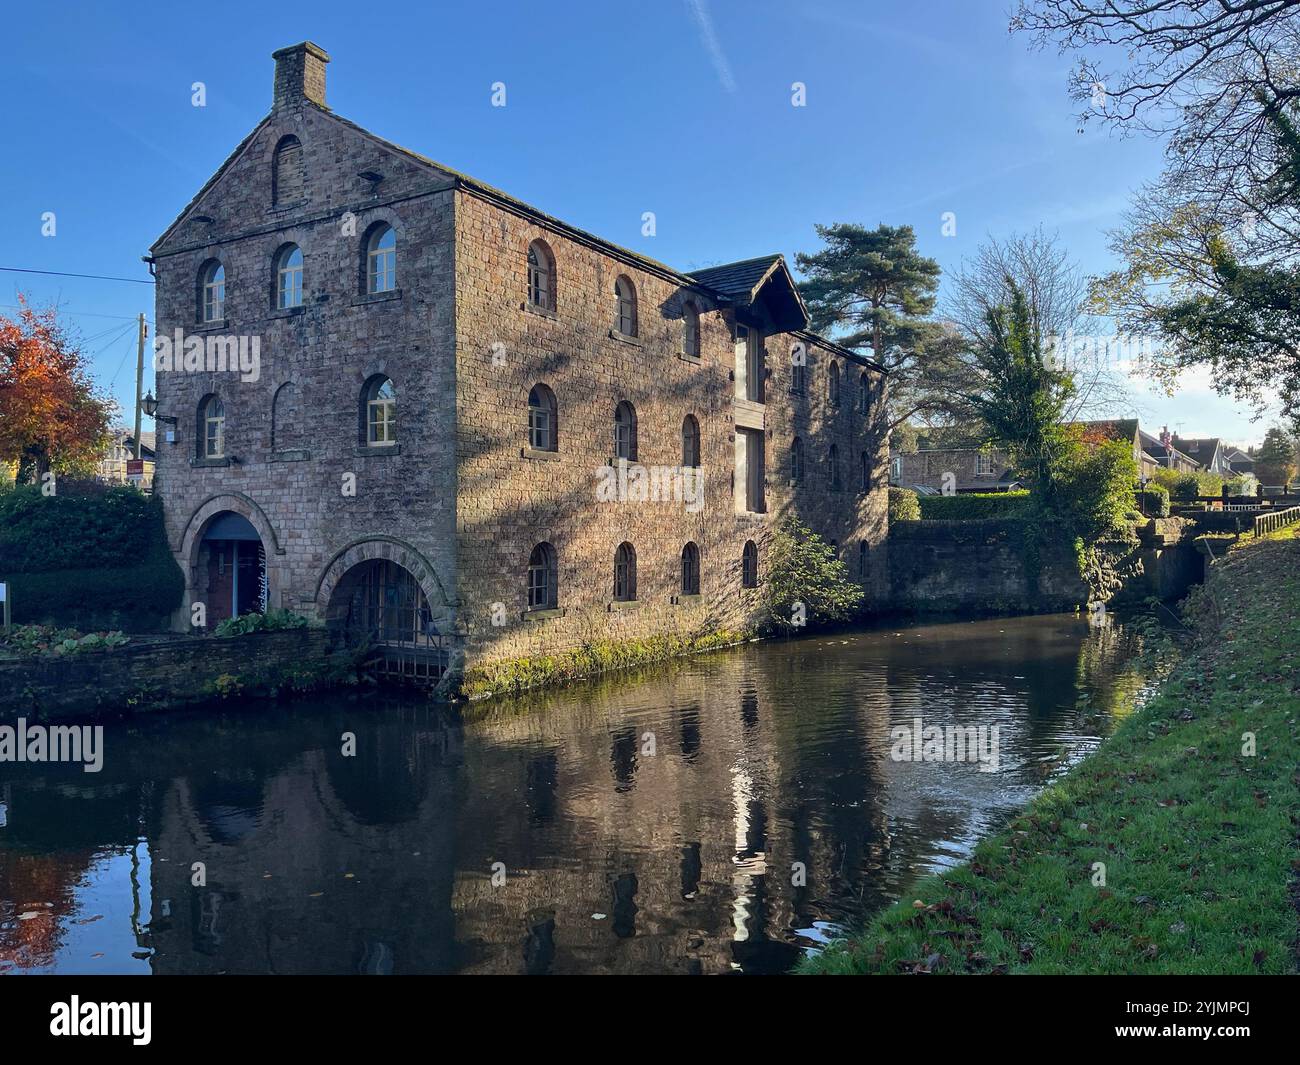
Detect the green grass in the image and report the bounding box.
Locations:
[802,526,1300,975]
[460,629,752,700]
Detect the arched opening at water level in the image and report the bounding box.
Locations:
[328,558,447,685]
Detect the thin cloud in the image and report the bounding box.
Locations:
[685,0,737,95]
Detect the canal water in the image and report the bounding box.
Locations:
[0,613,1145,975]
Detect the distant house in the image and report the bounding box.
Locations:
[1171,435,1233,475]
[1140,428,1201,475]
[890,447,1023,494]
[1224,448,1256,475]
[98,429,156,489]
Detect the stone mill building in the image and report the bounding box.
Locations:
[147,41,889,685]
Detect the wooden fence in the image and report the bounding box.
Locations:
[1252,506,1300,538]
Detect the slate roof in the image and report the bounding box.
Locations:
[150,50,885,374]
[689,255,785,301]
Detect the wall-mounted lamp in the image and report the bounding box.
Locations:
[142,392,177,426]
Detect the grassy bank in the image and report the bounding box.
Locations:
[459,629,753,700]
[803,526,1300,975]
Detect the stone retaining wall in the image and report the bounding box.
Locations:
[1,628,339,720]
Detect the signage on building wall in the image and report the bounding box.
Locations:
[126,459,145,477]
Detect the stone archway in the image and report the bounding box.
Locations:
[316,538,456,684]
[179,494,287,626]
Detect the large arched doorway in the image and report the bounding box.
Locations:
[329,557,446,683]
[199,511,267,623]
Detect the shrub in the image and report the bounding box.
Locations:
[888,487,921,522]
[213,609,310,638]
[0,485,183,628]
[917,491,1031,520]
[1053,438,1140,538]
[0,623,130,656]
[763,515,864,632]
[1135,485,1170,517]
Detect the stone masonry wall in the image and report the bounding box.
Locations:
[151,103,459,630]
[452,190,888,666]
[3,629,334,719]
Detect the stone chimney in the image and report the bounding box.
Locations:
[272,42,329,110]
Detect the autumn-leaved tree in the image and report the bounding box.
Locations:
[0,297,114,483]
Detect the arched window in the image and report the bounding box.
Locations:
[859,541,870,577]
[199,260,225,323]
[198,395,225,459]
[614,401,637,462]
[275,244,303,309]
[614,542,637,601]
[859,372,871,415]
[828,361,841,407]
[272,135,304,206]
[791,358,806,394]
[528,384,557,452]
[682,301,701,357]
[527,240,555,311]
[271,382,299,451]
[528,543,558,610]
[741,540,758,589]
[681,414,701,468]
[362,376,396,446]
[365,224,396,293]
[861,450,870,491]
[614,275,637,336]
[681,542,700,595]
[790,436,804,483]
[828,444,841,491]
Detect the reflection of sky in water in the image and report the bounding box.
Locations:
[0,614,1144,975]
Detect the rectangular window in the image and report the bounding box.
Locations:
[529,408,551,451]
[744,429,765,512]
[369,248,395,294]
[975,451,994,476]
[279,263,302,309]
[205,417,224,458]
[204,280,224,322]
[368,401,395,445]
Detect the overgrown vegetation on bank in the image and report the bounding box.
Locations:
[918,491,1030,520]
[0,485,183,628]
[803,526,1300,975]
[461,629,752,700]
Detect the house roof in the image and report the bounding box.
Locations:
[1171,435,1223,460]
[1139,430,1200,468]
[150,88,881,370]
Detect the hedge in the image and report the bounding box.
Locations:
[0,485,183,628]
[917,491,1031,520]
[1135,486,1170,517]
[888,487,921,522]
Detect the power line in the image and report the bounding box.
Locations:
[0,266,154,285]
[0,304,153,324]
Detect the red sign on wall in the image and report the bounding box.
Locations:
[126,459,145,476]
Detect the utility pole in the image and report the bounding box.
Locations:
[133,313,147,459]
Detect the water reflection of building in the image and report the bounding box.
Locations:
[0,616,1146,975]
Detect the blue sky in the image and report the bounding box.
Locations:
[0,0,1273,445]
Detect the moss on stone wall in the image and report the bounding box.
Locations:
[459,628,753,701]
